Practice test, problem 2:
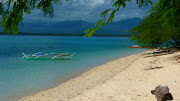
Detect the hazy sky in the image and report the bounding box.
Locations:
[23,0,152,23]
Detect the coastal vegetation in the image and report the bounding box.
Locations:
[0,0,179,48]
[129,0,180,48]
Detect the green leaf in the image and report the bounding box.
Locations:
[94,20,103,26]
[100,9,110,18]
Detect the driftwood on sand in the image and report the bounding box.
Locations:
[151,85,173,101]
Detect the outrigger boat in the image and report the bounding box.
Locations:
[129,45,150,48]
[21,52,75,60]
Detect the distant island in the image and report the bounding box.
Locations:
[0,32,132,37]
[0,17,142,37]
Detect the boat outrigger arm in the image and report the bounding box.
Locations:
[52,56,57,59]
[22,52,42,59]
[22,52,28,58]
[21,52,75,60]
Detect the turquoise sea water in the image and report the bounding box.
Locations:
[0,36,148,101]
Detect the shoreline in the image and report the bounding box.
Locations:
[16,50,153,101]
[17,50,180,101]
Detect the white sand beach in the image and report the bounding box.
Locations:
[17,50,180,101]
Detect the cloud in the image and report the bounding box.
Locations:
[89,0,105,7]
[71,0,106,7]
[23,0,152,23]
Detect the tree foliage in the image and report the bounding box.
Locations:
[0,0,68,34]
[85,0,153,37]
[130,0,180,48]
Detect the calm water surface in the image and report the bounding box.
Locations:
[0,36,148,101]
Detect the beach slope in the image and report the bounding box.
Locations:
[17,51,180,101]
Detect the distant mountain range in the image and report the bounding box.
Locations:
[0,17,142,36]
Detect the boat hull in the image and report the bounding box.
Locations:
[129,45,151,48]
[21,53,75,60]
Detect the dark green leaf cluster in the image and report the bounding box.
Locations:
[85,0,153,37]
[0,2,4,15]
[0,0,68,34]
[130,0,180,48]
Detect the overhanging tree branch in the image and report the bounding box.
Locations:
[85,0,153,37]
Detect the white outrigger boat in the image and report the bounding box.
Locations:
[21,52,75,60]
